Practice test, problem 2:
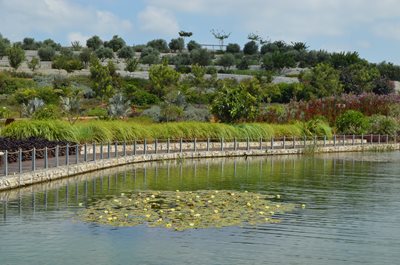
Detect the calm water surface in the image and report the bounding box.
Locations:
[1,152,400,265]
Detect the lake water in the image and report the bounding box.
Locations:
[1,152,400,265]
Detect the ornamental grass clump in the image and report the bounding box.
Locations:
[78,190,296,231]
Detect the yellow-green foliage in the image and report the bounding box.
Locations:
[1,120,76,142]
[1,120,333,143]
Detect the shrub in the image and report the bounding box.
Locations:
[226,43,241,53]
[38,46,56,61]
[1,120,76,142]
[6,44,25,70]
[243,41,258,55]
[32,104,61,120]
[86,107,108,118]
[141,105,161,122]
[117,46,135,60]
[368,115,399,136]
[147,39,169,53]
[336,110,369,135]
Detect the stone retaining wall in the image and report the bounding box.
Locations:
[0,143,399,191]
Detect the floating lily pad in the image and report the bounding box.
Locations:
[78,190,296,231]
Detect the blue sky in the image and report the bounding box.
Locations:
[1,0,400,64]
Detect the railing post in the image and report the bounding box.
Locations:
[93,143,96,161]
[44,147,48,169]
[361,134,364,146]
[32,148,36,171]
[234,138,237,151]
[19,148,23,174]
[370,134,373,145]
[154,139,158,154]
[66,143,69,166]
[100,143,103,160]
[4,150,8,176]
[352,134,355,146]
[343,134,346,146]
[167,138,170,153]
[84,143,88,162]
[194,138,197,152]
[259,137,263,150]
[133,140,136,156]
[314,135,317,146]
[247,137,250,151]
[271,137,274,150]
[114,142,118,157]
[293,136,296,149]
[144,139,147,155]
[334,135,336,146]
[56,145,59,167]
[378,134,381,145]
[180,138,183,153]
[323,135,327,147]
[220,138,224,151]
[283,136,286,149]
[386,134,389,144]
[75,144,79,164]
[107,142,110,159]
[207,138,210,152]
[303,136,306,148]
[123,142,126,157]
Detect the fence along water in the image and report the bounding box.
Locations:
[0,134,398,177]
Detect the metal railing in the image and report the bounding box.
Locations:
[0,134,398,177]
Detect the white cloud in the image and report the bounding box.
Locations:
[137,6,179,36]
[67,32,90,45]
[0,0,133,43]
[144,0,400,41]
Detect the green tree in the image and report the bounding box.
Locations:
[42,39,62,50]
[52,54,83,73]
[187,40,201,51]
[262,51,296,71]
[104,35,126,52]
[190,48,212,66]
[169,38,185,53]
[22,37,39,50]
[86,35,103,50]
[79,48,93,68]
[125,58,139,73]
[340,63,380,94]
[147,39,169,53]
[300,63,343,99]
[226,43,241,53]
[336,110,369,134]
[217,53,235,71]
[6,44,25,70]
[149,60,181,98]
[140,47,160,65]
[90,58,116,100]
[211,78,261,122]
[28,57,40,72]
[117,46,135,60]
[0,34,11,59]
[38,45,56,61]
[243,41,258,55]
[95,46,114,61]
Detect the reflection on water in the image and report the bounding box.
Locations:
[1,152,400,265]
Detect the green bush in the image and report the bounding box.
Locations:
[336,110,369,135]
[368,115,399,136]
[302,117,333,137]
[86,107,108,118]
[1,120,76,141]
[32,104,61,120]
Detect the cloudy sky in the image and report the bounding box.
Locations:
[1,0,400,63]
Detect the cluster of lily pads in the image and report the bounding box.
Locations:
[79,190,297,231]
